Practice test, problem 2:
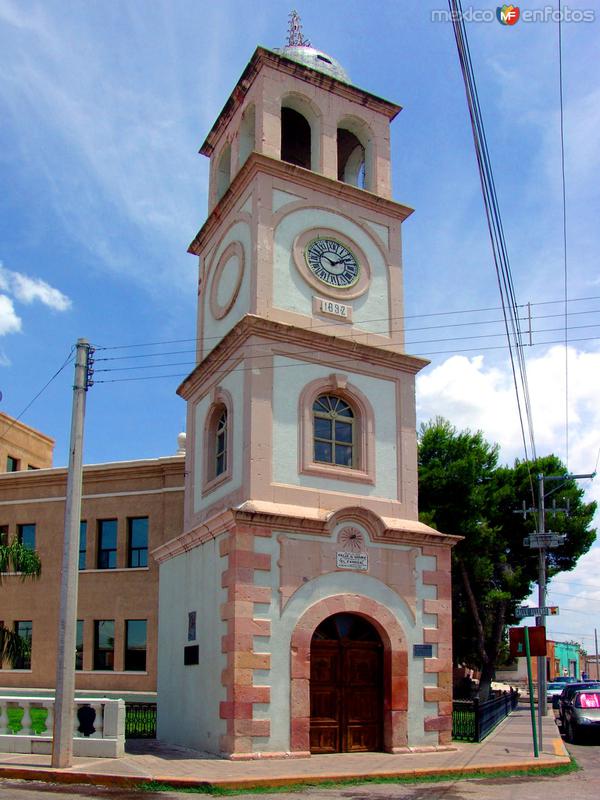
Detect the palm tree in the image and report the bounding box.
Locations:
[0,538,41,667]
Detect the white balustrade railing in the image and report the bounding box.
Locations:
[0,696,125,757]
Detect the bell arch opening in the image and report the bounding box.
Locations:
[216,143,232,202]
[238,104,255,170]
[337,128,366,188]
[281,106,312,170]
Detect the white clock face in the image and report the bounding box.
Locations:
[304,238,360,288]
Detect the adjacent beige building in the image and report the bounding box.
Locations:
[0,415,184,697]
[0,411,54,473]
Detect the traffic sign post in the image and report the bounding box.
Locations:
[524,627,539,758]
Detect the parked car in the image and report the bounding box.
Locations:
[557,681,600,718]
[560,687,600,743]
[548,681,569,706]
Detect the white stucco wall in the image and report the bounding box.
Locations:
[193,365,244,513]
[157,537,228,752]
[272,356,398,498]
[273,207,389,335]
[252,532,439,752]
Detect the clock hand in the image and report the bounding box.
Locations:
[321,254,338,265]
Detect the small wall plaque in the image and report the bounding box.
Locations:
[184,645,199,665]
[336,551,368,571]
[413,644,433,658]
[313,296,353,321]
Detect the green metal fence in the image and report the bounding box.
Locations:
[452,690,519,742]
[125,702,156,739]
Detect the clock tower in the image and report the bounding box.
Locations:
[156,25,459,758]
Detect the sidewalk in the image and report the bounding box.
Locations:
[0,706,569,791]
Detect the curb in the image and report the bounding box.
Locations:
[0,756,573,792]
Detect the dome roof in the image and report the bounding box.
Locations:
[275,45,350,83]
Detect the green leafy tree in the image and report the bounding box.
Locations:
[0,538,41,666]
[418,418,596,700]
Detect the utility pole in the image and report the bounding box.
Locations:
[595,629,599,681]
[518,470,595,754]
[51,339,94,768]
[535,473,547,755]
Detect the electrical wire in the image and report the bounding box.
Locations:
[92,332,600,384]
[91,303,600,367]
[558,0,570,468]
[92,294,600,354]
[92,322,600,375]
[448,0,537,509]
[0,348,75,442]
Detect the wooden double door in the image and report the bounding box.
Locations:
[309,613,383,753]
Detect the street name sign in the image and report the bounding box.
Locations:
[523,533,566,548]
[516,606,559,618]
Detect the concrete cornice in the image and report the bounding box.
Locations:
[188,152,414,256]
[0,412,55,448]
[177,315,429,400]
[153,502,460,564]
[152,509,235,563]
[200,46,401,158]
[0,456,185,497]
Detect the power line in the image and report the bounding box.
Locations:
[449,0,537,505]
[558,0,570,468]
[92,305,600,366]
[0,348,75,442]
[92,332,600,385]
[92,322,600,376]
[92,294,600,354]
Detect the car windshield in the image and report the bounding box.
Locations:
[575,692,600,708]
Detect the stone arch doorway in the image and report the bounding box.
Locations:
[310,613,383,753]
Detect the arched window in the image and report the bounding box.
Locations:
[299,375,375,485]
[214,407,227,477]
[313,394,355,468]
[281,107,311,170]
[202,391,233,495]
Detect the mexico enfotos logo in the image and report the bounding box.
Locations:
[431,5,596,23]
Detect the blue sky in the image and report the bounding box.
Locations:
[1,1,599,649]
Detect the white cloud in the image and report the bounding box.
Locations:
[417,345,600,484]
[418,345,600,646]
[8,270,71,311]
[0,264,71,312]
[0,294,22,336]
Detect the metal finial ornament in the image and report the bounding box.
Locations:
[286,10,311,47]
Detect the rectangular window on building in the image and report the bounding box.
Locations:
[0,525,8,546]
[93,620,114,670]
[79,521,87,570]
[127,517,148,568]
[6,455,20,472]
[13,620,32,669]
[17,524,36,551]
[75,620,84,670]
[97,520,117,569]
[124,619,147,671]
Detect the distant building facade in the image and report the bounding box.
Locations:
[0,415,184,697]
[0,412,54,474]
